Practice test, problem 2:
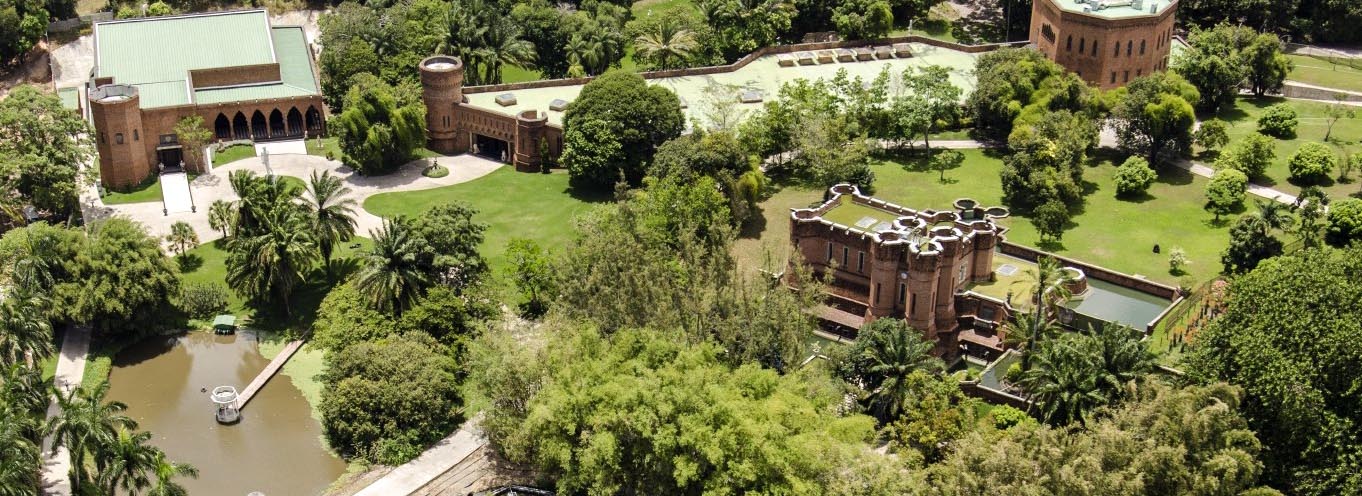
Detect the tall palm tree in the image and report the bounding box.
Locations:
[1020,336,1106,426]
[481,18,536,84]
[1010,256,1074,370]
[634,20,699,70]
[208,199,236,239]
[47,381,137,490]
[144,451,198,496]
[11,230,58,293]
[355,218,431,315]
[96,427,158,495]
[0,405,41,496]
[856,319,943,423]
[0,289,52,368]
[565,33,605,77]
[2,363,49,416]
[229,170,297,238]
[1091,323,1154,399]
[1253,197,1293,235]
[226,206,319,315]
[305,170,358,268]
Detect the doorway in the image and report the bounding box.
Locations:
[473,134,509,162]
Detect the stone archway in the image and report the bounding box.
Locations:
[232,112,249,140]
[269,109,286,138]
[214,114,231,140]
[305,106,322,135]
[287,107,303,137]
[251,110,268,140]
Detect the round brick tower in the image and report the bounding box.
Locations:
[419,55,466,154]
[89,84,151,189]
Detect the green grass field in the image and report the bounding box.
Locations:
[735,149,1235,287]
[502,65,544,84]
[102,178,162,205]
[364,168,609,277]
[305,136,342,160]
[1209,96,1362,199]
[1285,53,1362,93]
[213,144,257,166]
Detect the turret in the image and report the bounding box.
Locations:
[419,56,467,154]
[514,110,547,171]
[89,84,150,189]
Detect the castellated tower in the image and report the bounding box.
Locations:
[89,84,151,189]
[514,110,547,171]
[419,55,467,154]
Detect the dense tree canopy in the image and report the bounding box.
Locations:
[1189,247,1362,494]
[967,48,1099,141]
[0,0,45,68]
[1325,197,1362,247]
[0,85,94,219]
[470,324,877,496]
[1111,72,1200,167]
[561,71,684,189]
[1174,25,1290,110]
[1179,0,1362,44]
[333,76,426,175]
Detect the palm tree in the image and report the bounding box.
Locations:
[226,206,319,315]
[208,199,236,239]
[634,20,699,70]
[565,33,605,77]
[1010,256,1074,370]
[481,18,536,84]
[11,230,58,293]
[144,451,198,496]
[47,381,137,490]
[1253,198,1293,235]
[2,363,49,416]
[856,319,943,423]
[0,289,52,368]
[1091,323,1154,398]
[165,221,198,257]
[305,170,358,269]
[229,170,297,238]
[0,405,41,496]
[1020,336,1106,426]
[355,218,431,315]
[97,427,158,495]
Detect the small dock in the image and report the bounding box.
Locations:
[236,339,304,409]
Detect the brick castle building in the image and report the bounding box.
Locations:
[86,10,323,189]
[1030,0,1178,89]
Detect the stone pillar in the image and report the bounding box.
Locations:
[89,84,151,190]
[419,55,466,155]
[514,110,547,172]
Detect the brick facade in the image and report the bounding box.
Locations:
[1030,0,1178,89]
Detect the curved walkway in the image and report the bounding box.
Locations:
[82,153,505,245]
[40,326,90,496]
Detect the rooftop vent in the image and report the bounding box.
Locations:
[1150,2,1158,12]
[776,53,796,67]
[495,93,517,106]
[549,99,568,111]
[739,90,763,103]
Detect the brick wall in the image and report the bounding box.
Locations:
[189,63,282,89]
[1031,0,1178,89]
[998,241,1179,299]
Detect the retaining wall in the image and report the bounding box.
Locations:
[998,241,1179,300]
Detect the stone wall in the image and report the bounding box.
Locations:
[998,241,1179,299]
[1281,82,1362,102]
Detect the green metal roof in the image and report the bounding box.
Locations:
[92,10,318,109]
[1051,0,1174,20]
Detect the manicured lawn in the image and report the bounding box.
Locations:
[213,143,257,166]
[178,237,373,335]
[1208,96,1362,199]
[502,65,544,83]
[305,136,342,160]
[735,149,1235,287]
[364,168,609,276]
[102,178,162,205]
[1285,53,1362,93]
[632,0,698,17]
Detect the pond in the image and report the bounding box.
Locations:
[106,332,345,496]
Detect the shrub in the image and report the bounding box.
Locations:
[1195,119,1230,151]
[1031,199,1070,241]
[1206,168,1248,220]
[422,165,449,178]
[1216,133,1275,178]
[178,283,229,319]
[990,405,1032,430]
[1113,157,1158,197]
[1003,362,1024,384]
[1287,142,1337,184]
[1257,103,1298,138]
[1325,198,1362,247]
[1169,247,1190,274]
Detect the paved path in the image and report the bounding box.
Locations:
[255,139,307,156]
[40,326,91,496]
[83,153,505,248]
[160,171,193,214]
[353,419,486,496]
[235,339,304,409]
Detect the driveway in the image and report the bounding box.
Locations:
[85,154,505,247]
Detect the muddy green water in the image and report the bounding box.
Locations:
[106,332,345,496]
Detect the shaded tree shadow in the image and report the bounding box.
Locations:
[1287,174,1335,189]
[176,254,204,272]
[1156,167,1195,186]
[564,183,614,204]
[1116,191,1156,204]
[1036,238,1067,252]
[738,204,769,240]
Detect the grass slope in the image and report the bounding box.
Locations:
[213,144,257,166]
[364,168,609,276]
[736,149,1234,287]
[1285,53,1362,93]
[102,178,163,205]
[1208,96,1362,199]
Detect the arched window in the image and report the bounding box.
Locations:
[1127,40,1133,56]
[1079,37,1086,53]
[1092,40,1099,56]
[1140,40,1147,55]
[1114,42,1121,57]
[215,114,231,139]
[1066,35,1073,51]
